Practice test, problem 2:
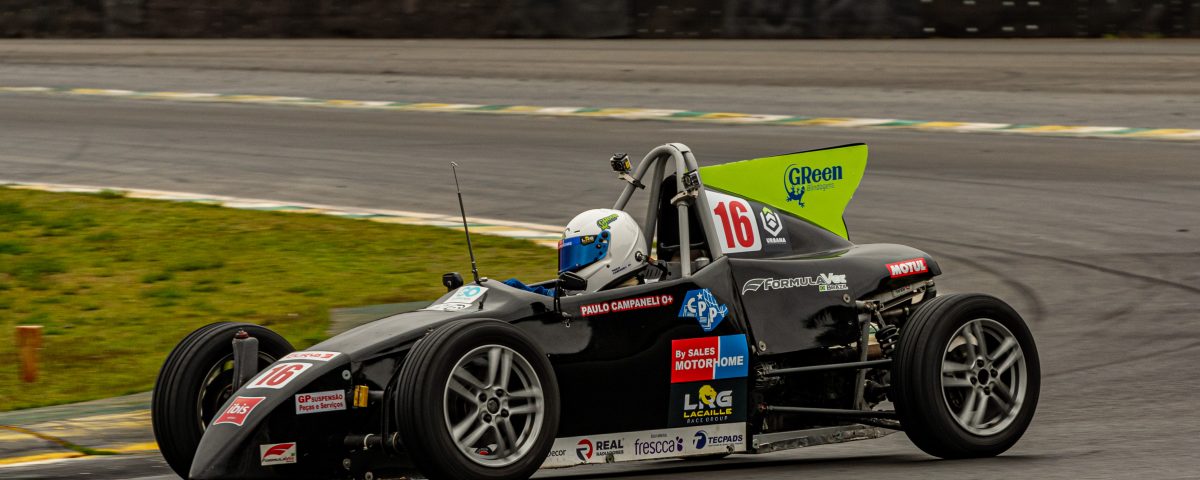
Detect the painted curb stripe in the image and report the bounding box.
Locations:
[0,86,1196,141]
[0,181,561,248]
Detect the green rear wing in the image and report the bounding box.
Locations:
[699,143,868,240]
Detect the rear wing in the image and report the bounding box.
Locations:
[699,144,867,239]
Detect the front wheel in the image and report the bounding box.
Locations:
[891,294,1040,459]
[395,319,560,480]
[151,322,294,478]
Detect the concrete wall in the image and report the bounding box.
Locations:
[2,0,1197,38]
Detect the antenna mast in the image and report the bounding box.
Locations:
[449,162,481,284]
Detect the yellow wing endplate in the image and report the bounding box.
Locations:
[698,144,868,239]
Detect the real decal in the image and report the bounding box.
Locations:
[294,390,346,415]
[678,289,729,332]
[670,334,749,383]
[247,362,314,390]
[886,258,929,278]
[580,294,674,317]
[260,442,298,466]
[212,396,266,427]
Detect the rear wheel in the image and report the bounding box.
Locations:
[152,322,293,477]
[396,319,559,480]
[891,294,1040,459]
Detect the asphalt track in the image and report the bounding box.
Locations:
[1,40,1198,479]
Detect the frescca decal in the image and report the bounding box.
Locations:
[294,390,346,415]
[280,351,340,362]
[259,442,297,466]
[671,334,748,383]
[580,294,674,317]
[212,396,266,427]
[678,289,729,332]
[741,273,848,294]
[633,435,683,456]
[886,258,929,278]
[247,362,314,390]
[784,163,843,208]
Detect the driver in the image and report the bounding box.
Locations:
[504,209,649,295]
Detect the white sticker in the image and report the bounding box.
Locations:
[247,362,314,390]
[280,351,340,362]
[446,285,488,304]
[294,390,346,415]
[705,191,762,254]
[260,442,297,466]
[423,285,489,312]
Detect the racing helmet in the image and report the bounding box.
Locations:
[558,209,647,292]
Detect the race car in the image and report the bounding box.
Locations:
[152,142,1040,480]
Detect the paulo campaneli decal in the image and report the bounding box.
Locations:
[670,334,749,383]
[213,396,266,427]
[580,294,674,317]
[886,258,929,278]
[540,423,746,468]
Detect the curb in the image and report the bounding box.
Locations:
[1,181,561,248]
[3,86,1199,142]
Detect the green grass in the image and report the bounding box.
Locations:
[0,188,555,411]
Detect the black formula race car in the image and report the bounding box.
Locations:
[152,143,1040,480]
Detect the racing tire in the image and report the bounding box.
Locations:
[152,322,294,478]
[891,294,1040,459]
[395,319,560,480]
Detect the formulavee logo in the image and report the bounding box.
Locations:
[742,273,848,294]
[260,442,297,466]
[886,258,928,278]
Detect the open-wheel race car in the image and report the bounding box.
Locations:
[152,143,1040,480]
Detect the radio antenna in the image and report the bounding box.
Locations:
[450,162,481,284]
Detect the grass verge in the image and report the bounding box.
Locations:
[0,187,554,411]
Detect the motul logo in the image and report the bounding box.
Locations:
[886,258,928,278]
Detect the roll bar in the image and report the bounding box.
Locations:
[612,143,723,277]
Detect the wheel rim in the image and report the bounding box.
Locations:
[940,318,1027,436]
[196,352,279,431]
[443,344,545,468]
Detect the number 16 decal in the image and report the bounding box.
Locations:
[706,191,762,254]
[247,362,313,389]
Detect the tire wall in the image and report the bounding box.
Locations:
[2,0,1198,38]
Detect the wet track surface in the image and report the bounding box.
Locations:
[1,40,1198,479]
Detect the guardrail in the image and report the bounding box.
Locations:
[3,0,1197,38]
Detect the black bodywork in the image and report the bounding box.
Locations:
[188,143,940,479]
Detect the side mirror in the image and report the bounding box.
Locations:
[442,272,464,292]
[557,271,588,292]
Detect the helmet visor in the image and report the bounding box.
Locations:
[558,233,610,274]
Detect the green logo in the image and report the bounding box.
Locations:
[596,213,619,230]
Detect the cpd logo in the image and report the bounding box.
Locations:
[784,163,843,207]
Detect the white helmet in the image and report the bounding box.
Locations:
[559,209,648,292]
